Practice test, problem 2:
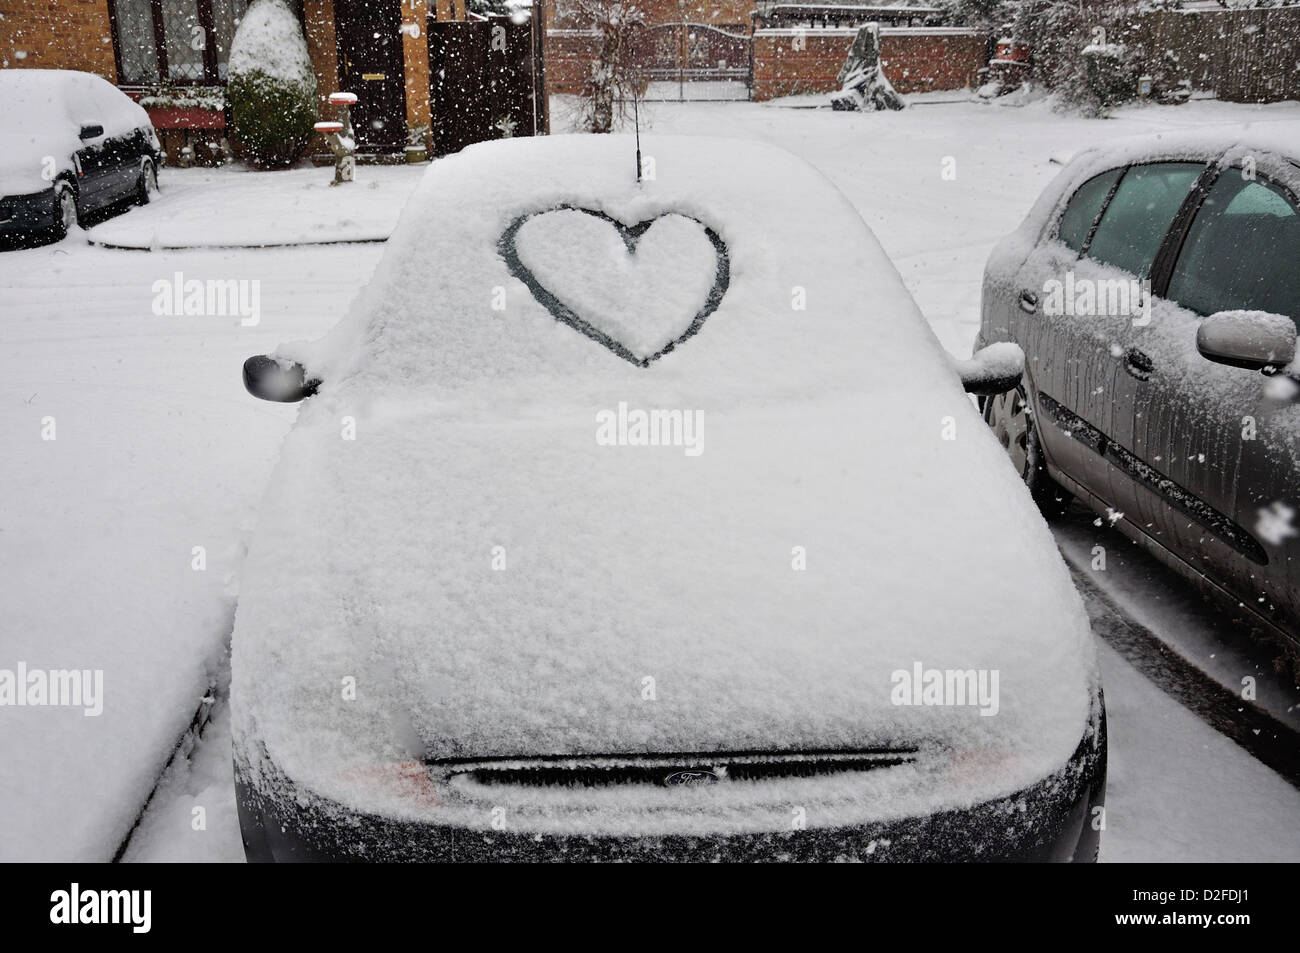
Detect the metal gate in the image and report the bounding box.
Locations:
[427,15,549,158]
[629,23,752,101]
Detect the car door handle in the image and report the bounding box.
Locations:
[1123,346,1154,380]
[1018,290,1039,314]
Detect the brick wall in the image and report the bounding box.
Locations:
[548,0,754,31]
[545,0,755,94]
[752,26,985,101]
[0,0,117,78]
[545,29,599,95]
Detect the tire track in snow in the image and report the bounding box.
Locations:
[1069,564,1300,790]
[110,639,229,863]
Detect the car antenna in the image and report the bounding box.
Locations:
[634,70,643,183]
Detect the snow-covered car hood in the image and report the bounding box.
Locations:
[232,135,1098,827]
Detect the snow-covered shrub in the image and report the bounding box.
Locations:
[228,0,318,168]
[939,0,1012,31]
[1082,42,1137,108]
[1012,0,1141,115]
[571,0,645,134]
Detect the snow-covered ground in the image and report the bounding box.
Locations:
[85,164,423,249]
[4,94,1300,862]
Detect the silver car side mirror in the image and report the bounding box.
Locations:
[954,342,1025,396]
[1196,311,1297,372]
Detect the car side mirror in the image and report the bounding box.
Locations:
[243,355,318,402]
[955,342,1025,396]
[79,124,104,140]
[1196,311,1297,372]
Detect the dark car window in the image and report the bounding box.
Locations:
[1084,162,1204,277]
[1057,169,1121,252]
[1167,172,1300,321]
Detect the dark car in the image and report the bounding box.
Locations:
[977,129,1300,653]
[0,69,161,242]
[232,134,1105,862]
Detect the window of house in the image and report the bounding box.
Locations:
[109,0,251,85]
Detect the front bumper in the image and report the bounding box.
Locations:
[236,700,1106,863]
[0,188,55,236]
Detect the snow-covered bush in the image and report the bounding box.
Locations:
[228,0,318,168]
[1012,0,1141,115]
[1082,42,1137,108]
[939,0,1012,31]
[571,0,644,134]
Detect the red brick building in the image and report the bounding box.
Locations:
[0,0,476,158]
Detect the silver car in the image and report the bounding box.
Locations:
[977,130,1300,654]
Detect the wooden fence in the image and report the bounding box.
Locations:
[1135,8,1300,103]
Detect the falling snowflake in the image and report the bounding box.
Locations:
[1255,501,1297,546]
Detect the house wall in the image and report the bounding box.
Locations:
[302,0,341,108]
[0,0,117,77]
[752,26,986,100]
[401,0,431,143]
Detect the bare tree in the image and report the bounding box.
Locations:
[571,0,645,133]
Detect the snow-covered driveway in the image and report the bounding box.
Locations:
[4,95,1299,862]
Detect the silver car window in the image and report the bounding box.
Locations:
[1057,168,1121,252]
[1084,162,1204,278]
[1167,172,1300,320]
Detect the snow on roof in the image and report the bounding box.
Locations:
[1005,122,1300,260]
[232,134,1097,834]
[1068,124,1300,176]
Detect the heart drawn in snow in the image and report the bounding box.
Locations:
[499,206,730,367]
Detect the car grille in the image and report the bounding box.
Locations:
[428,748,918,788]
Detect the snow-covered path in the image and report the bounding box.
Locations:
[5,96,1299,862]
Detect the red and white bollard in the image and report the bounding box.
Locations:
[314,91,358,186]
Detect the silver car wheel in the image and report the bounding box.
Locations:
[985,386,1031,480]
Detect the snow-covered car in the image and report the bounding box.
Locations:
[977,130,1300,653]
[232,135,1106,862]
[0,69,161,241]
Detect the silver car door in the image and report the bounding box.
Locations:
[1146,159,1300,638]
[1009,166,1125,499]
